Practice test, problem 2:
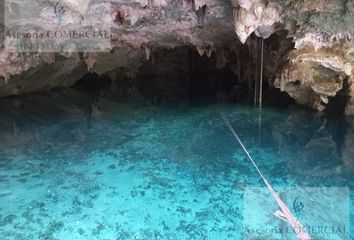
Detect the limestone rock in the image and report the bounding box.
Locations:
[275,61,345,111]
[346,79,354,115]
[0,0,236,96]
[0,0,354,115]
[0,55,87,97]
[232,0,280,43]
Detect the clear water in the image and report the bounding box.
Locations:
[0,93,353,240]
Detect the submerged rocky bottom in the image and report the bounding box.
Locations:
[0,92,353,240]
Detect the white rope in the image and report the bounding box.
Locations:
[219,111,312,240]
[254,37,259,107]
[259,38,264,109]
[219,112,266,180]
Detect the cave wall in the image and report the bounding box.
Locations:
[0,54,87,96]
[0,0,240,96]
[347,80,354,115]
[232,0,354,114]
[0,0,354,114]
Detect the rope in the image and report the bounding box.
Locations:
[259,38,264,109]
[219,111,311,240]
[254,37,259,107]
[219,112,266,180]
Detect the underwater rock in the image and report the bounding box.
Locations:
[29,200,46,209]
[0,190,12,197]
[94,171,104,176]
[77,228,85,235]
[130,190,138,198]
[39,220,64,240]
[0,214,17,226]
[108,164,116,169]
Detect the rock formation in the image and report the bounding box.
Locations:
[232,0,354,114]
[0,0,354,114]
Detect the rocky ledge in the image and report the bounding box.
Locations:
[233,0,354,114]
[0,0,353,114]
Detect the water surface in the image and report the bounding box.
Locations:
[0,91,353,239]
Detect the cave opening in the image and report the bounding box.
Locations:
[326,76,351,118]
[74,46,244,105]
[73,44,294,108]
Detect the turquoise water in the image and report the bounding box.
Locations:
[0,93,353,240]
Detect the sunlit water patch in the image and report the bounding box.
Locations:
[0,93,353,240]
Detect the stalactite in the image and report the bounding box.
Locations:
[145,45,151,61]
[206,48,212,58]
[83,53,98,72]
[195,4,207,24]
[148,0,154,8]
[196,46,205,56]
[215,49,227,69]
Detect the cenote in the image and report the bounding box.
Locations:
[1,2,354,237]
[0,62,353,240]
